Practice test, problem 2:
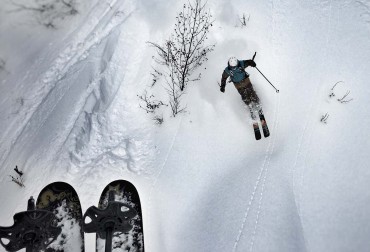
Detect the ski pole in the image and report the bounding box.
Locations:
[252,52,280,93]
[255,66,280,93]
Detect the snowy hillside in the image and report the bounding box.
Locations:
[1,0,370,251]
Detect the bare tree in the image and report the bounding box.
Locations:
[10,0,78,29]
[147,0,214,117]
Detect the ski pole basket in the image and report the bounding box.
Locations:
[0,197,61,252]
[83,190,138,252]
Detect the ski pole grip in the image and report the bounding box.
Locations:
[252,52,256,60]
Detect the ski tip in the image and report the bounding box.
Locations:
[255,134,262,140]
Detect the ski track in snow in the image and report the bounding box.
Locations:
[1,0,369,251]
[146,105,189,239]
[57,17,131,165]
[233,92,280,252]
[292,0,333,217]
[249,151,269,251]
[288,1,334,251]
[249,75,283,251]
[232,1,280,250]
[0,0,129,171]
[232,150,268,251]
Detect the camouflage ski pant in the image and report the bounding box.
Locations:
[234,77,262,120]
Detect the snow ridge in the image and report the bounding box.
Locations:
[0,0,132,173]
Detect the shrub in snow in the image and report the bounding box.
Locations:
[146,0,215,117]
[153,115,164,125]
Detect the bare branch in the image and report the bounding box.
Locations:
[337,90,353,103]
[320,113,329,124]
[331,81,343,90]
[239,13,250,27]
[138,91,167,113]
[10,175,25,187]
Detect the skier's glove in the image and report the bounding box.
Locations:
[220,86,225,93]
[250,60,256,67]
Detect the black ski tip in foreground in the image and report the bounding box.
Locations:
[37,181,85,252]
[88,179,145,252]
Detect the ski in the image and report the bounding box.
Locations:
[83,180,144,252]
[253,122,262,140]
[36,182,85,252]
[259,113,270,138]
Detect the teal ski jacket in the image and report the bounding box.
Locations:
[220,59,255,88]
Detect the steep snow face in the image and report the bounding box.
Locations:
[0,0,370,252]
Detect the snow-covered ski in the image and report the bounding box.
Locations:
[0,181,84,252]
[37,182,85,252]
[83,180,144,252]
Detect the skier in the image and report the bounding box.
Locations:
[220,56,269,139]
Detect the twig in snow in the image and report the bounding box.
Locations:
[320,113,329,124]
[10,175,25,187]
[331,81,343,90]
[14,165,24,177]
[337,90,353,103]
[239,13,250,27]
[329,81,343,98]
[150,67,163,87]
[153,115,164,125]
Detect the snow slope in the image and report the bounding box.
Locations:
[0,0,370,251]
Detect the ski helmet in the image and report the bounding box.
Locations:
[228,57,238,67]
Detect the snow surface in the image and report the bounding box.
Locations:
[1,0,370,251]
